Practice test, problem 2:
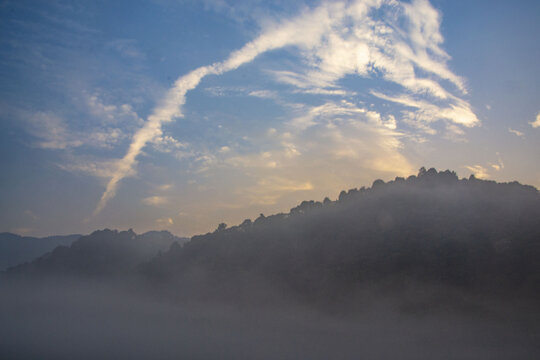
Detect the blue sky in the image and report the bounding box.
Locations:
[1,0,539,237]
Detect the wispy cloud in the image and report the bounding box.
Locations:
[267,0,467,100]
[530,111,540,128]
[16,93,141,152]
[142,196,168,206]
[490,153,504,171]
[86,94,142,126]
[157,184,173,191]
[106,39,145,59]
[508,128,524,138]
[91,66,215,215]
[58,158,124,179]
[214,101,413,205]
[93,0,475,215]
[151,135,188,153]
[288,100,367,130]
[156,217,174,226]
[370,91,478,132]
[248,90,279,99]
[92,2,337,215]
[243,177,314,205]
[464,165,489,179]
[465,154,504,180]
[297,88,355,96]
[26,112,83,150]
[29,111,128,150]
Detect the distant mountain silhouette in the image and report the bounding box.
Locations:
[142,168,540,304]
[5,168,540,306]
[3,169,539,360]
[0,233,80,270]
[6,229,188,278]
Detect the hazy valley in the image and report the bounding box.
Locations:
[2,169,539,359]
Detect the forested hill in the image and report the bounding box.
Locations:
[5,168,540,306]
[6,229,187,278]
[144,168,540,303]
[0,233,81,271]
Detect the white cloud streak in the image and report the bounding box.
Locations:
[267,0,468,100]
[94,0,476,214]
[93,2,339,215]
[371,91,479,131]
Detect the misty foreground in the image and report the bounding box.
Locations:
[1,169,540,359]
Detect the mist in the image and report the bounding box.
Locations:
[1,278,538,359]
[1,168,540,359]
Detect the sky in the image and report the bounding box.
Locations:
[1,0,539,237]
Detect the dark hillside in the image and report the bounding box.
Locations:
[0,233,81,270]
[2,169,540,360]
[144,168,540,305]
[7,229,187,278]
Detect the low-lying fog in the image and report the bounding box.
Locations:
[2,170,539,359]
[1,278,538,360]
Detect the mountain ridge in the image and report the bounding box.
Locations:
[0,233,81,271]
[140,168,540,305]
[5,229,189,277]
[5,168,540,306]
[2,168,540,359]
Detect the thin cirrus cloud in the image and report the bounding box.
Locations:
[530,111,540,128]
[204,99,413,210]
[16,93,141,152]
[27,112,83,150]
[243,177,314,206]
[93,0,478,216]
[142,196,168,207]
[465,156,503,179]
[508,128,524,138]
[24,111,124,151]
[464,165,489,179]
[370,91,478,131]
